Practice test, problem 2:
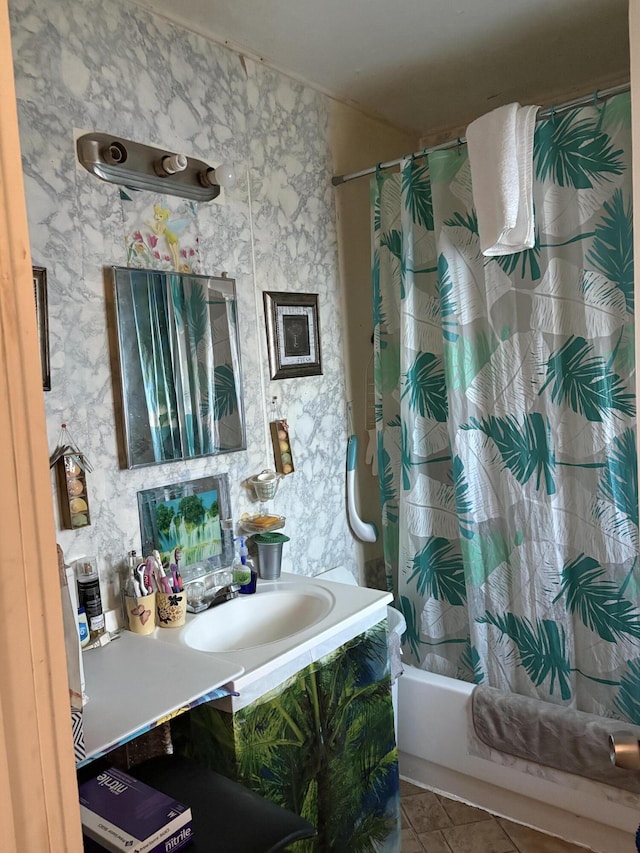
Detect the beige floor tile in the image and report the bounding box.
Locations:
[401,826,424,852]
[401,778,428,797]
[498,818,590,852]
[403,791,453,834]
[417,829,454,853]
[438,795,493,825]
[442,818,515,853]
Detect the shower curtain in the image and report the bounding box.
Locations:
[372,92,639,719]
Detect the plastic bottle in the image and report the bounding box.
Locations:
[76,558,105,640]
[77,607,90,648]
[238,537,258,595]
[231,537,257,594]
[232,537,252,588]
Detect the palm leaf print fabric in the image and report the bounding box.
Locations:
[372,94,639,720]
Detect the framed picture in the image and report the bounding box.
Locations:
[137,474,233,579]
[33,266,50,390]
[263,291,322,379]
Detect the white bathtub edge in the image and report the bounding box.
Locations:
[397,665,640,853]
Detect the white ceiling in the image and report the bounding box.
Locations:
[138,0,629,136]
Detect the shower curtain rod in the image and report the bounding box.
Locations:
[331,82,630,186]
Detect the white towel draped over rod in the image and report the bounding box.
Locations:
[331,82,630,186]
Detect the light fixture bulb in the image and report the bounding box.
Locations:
[215,161,237,189]
[158,153,188,175]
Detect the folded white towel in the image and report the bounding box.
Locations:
[466,102,540,256]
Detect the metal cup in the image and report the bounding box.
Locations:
[254,532,290,579]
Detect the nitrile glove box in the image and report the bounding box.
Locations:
[79,767,193,853]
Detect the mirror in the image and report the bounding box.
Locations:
[112,266,246,468]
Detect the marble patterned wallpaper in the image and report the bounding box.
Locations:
[10,0,359,611]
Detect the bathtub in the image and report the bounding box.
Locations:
[397,666,640,852]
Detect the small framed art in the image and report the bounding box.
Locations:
[137,474,233,576]
[263,291,322,379]
[33,265,50,390]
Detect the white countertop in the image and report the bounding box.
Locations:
[150,573,392,708]
[81,630,243,763]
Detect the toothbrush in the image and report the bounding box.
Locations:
[136,563,149,595]
[173,547,184,591]
[146,555,160,591]
[152,550,173,593]
[170,564,179,593]
[140,561,152,594]
[154,557,173,594]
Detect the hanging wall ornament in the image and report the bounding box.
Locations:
[49,424,94,530]
[270,418,294,475]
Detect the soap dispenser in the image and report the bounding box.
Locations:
[233,536,257,595]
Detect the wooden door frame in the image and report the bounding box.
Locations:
[0,1,82,848]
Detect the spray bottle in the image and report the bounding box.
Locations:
[233,536,257,594]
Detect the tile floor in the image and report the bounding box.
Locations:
[400,779,592,852]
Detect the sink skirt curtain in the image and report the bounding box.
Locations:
[175,622,401,852]
[371,93,640,720]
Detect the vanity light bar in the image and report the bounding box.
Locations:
[76,132,222,202]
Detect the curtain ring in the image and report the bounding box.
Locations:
[593,89,600,110]
[549,106,556,123]
[457,138,462,156]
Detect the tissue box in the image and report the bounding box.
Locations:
[79,767,193,853]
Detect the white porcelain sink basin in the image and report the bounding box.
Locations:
[181,583,334,652]
[150,574,392,690]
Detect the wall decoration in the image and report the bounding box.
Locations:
[54,452,91,529]
[50,425,94,530]
[138,474,234,571]
[33,265,50,390]
[263,291,322,379]
[270,419,294,474]
[121,192,202,273]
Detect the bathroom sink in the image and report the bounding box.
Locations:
[150,574,392,689]
[181,583,335,652]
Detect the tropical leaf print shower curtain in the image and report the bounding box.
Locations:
[372,93,640,719]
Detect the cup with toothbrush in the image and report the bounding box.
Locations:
[124,554,156,636]
[152,549,187,628]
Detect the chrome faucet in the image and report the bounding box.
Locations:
[186,581,241,613]
[206,583,241,608]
